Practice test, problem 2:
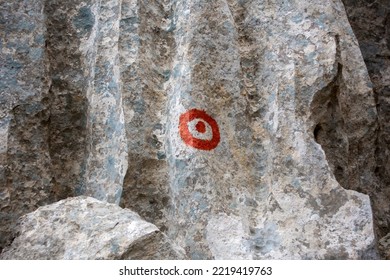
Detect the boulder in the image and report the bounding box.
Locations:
[0,196,185,260]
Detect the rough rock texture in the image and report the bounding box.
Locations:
[0,196,185,259]
[160,0,377,259]
[45,0,128,204]
[0,0,52,252]
[0,0,387,259]
[379,233,390,259]
[0,0,128,251]
[342,0,390,258]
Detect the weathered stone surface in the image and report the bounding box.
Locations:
[0,0,52,252]
[342,0,390,258]
[0,0,386,259]
[44,0,95,201]
[379,233,390,260]
[0,0,128,253]
[45,0,127,204]
[0,196,185,259]
[160,0,377,259]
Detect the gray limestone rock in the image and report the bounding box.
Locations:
[143,0,377,259]
[0,0,387,259]
[0,0,52,252]
[0,0,128,253]
[45,0,128,204]
[0,196,185,259]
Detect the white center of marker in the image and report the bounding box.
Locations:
[187,118,213,140]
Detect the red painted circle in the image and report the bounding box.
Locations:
[179,109,220,151]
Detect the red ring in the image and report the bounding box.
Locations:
[179,109,220,151]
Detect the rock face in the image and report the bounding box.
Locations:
[379,233,390,259]
[1,0,128,251]
[0,0,52,252]
[0,0,386,259]
[45,0,128,205]
[0,196,185,259]
[342,0,390,258]
[151,0,378,259]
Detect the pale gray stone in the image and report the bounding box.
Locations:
[0,196,185,259]
[160,0,377,259]
[1,0,388,259]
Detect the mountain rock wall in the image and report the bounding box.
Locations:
[342,0,390,258]
[1,0,52,251]
[0,0,387,259]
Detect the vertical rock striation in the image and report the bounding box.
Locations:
[0,0,129,252]
[119,0,175,231]
[45,0,127,205]
[84,0,127,204]
[45,0,96,201]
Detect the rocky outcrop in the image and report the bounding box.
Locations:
[342,0,390,258]
[0,196,185,259]
[0,0,386,259]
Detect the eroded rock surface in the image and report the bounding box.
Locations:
[0,0,386,259]
[342,0,390,258]
[379,233,390,259]
[0,0,128,252]
[45,0,128,205]
[0,0,52,252]
[160,0,377,259]
[0,196,185,259]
